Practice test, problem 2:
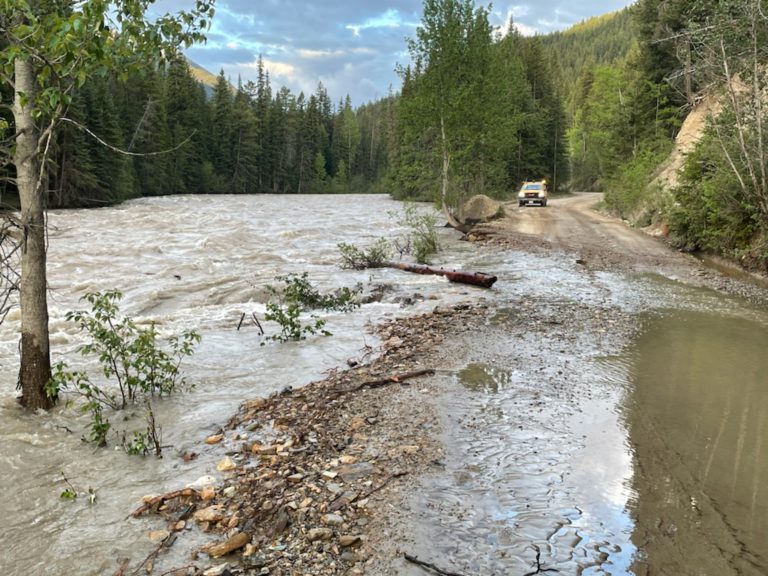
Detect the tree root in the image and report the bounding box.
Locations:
[129,488,199,518]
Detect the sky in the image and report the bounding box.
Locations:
[155,0,634,106]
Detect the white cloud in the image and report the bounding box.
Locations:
[244,58,298,79]
[496,6,539,37]
[298,48,345,59]
[345,8,403,37]
[514,22,539,36]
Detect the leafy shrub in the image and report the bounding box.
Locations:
[338,239,390,269]
[665,130,768,272]
[603,143,671,219]
[391,202,440,264]
[263,273,362,343]
[47,290,200,452]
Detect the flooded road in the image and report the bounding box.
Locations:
[385,196,768,576]
[1,193,767,575]
[623,311,768,575]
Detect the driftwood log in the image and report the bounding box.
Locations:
[384,261,497,288]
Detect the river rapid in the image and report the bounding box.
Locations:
[0,194,476,575]
[2,194,768,576]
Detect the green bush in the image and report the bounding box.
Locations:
[338,239,390,269]
[263,273,362,343]
[390,202,440,264]
[603,143,671,219]
[668,133,760,259]
[47,290,200,452]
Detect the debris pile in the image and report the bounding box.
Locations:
[131,303,488,575]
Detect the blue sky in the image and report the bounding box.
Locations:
[156,0,634,105]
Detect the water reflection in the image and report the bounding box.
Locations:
[622,311,768,575]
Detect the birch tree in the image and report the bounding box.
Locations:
[404,0,493,227]
[0,0,214,410]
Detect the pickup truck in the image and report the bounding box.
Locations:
[518,180,548,207]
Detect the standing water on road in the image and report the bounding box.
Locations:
[393,244,768,575]
[622,311,768,575]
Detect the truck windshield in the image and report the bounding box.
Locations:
[522,183,542,190]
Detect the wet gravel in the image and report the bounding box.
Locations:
[130,303,488,575]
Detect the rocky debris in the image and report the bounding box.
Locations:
[135,303,488,575]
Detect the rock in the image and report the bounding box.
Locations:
[202,563,230,576]
[329,490,359,512]
[216,457,236,472]
[458,194,502,225]
[349,416,366,431]
[201,486,216,501]
[187,475,218,490]
[338,462,374,482]
[194,505,225,523]
[307,527,333,541]
[322,470,338,479]
[339,455,358,465]
[148,529,170,543]
[243,398,267,410]
[341,551,359,562]
[322,513,344,526]
[287,473,304,483]
[325,482,343,495]
[207,531,251,558]
[339,535,361,547]
[205,434,224,445]
[271,507,290,535]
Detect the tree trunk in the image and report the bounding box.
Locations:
[384,261,497,288]
[13,57,54,410]
[439,113,465,231]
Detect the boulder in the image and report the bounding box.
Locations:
[458,195,503,225]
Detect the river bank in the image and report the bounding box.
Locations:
[118,196,768,575]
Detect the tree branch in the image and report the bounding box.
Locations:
[59,117,197,157]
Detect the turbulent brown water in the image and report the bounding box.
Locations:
[0,194,477,576]
[1,195,767,575]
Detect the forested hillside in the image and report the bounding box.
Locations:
[0,0,570,210]
[539,9,635,110]
[556,0,768,271]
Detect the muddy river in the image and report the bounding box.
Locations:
[1,194,766,575]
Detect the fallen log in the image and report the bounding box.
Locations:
[384,262,497,288]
